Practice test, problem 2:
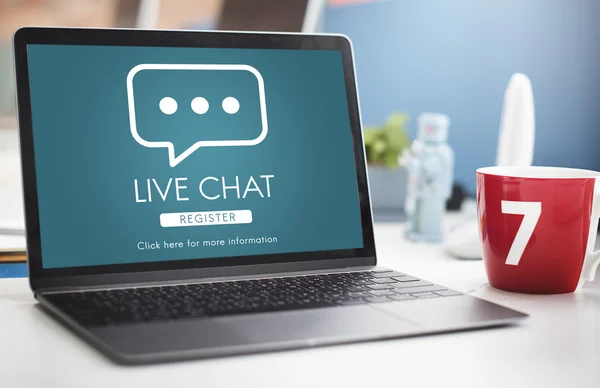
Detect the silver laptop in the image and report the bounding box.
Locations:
[13,27,526,365]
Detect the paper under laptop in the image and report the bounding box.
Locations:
[0,218,25,253]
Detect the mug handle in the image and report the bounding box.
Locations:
[581,177,600,283]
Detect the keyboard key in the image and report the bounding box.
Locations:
[388,294,416,301]
[394,276,420,282]
[370,271,406,278]
[393,285,447,294]
[364,296,393,303]
[392,280,433,289]
[411,292,440,299]
[366,284,395,290]
[434,289,462,297]
[368,289,395,296]
[372,278,398,284]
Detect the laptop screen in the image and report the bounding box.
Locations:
[25,44,365,269]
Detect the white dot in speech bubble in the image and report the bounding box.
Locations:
[222,97,240,114]
[159,97,178,115]
[191,97,209,115]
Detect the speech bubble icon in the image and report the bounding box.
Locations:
[126,64,268,167]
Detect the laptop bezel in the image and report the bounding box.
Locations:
[13,27,377,291]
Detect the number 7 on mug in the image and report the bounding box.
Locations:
[501,201,542,266]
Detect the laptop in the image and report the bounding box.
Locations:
[13,27,526,365]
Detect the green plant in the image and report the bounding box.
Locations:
[363,112,411,168]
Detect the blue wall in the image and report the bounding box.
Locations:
[325,0,600,192]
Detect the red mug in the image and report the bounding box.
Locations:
[476,166,600,294]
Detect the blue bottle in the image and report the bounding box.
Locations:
[403,113,454,242]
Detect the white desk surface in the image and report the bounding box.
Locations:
[1,126,600,387]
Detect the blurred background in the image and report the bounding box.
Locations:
[1,0,600,207]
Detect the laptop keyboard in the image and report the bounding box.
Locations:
[44,270,462,327]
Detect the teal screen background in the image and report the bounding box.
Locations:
[26,44,364,268]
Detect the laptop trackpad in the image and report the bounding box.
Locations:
[219,305,420,344]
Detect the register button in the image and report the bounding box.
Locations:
[160,210,252,228]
